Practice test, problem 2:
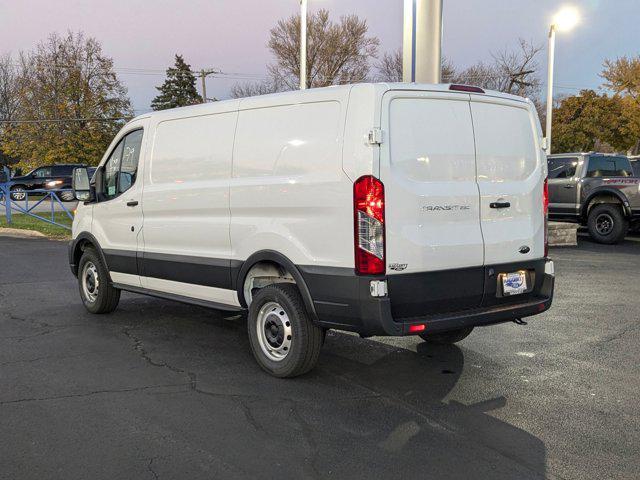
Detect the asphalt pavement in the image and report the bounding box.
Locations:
[0,235,638,479]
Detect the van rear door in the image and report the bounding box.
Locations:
[380,91,485,318]
[469,96,545,265]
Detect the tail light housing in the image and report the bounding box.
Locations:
[543,178,549,257]
[354,176,385,275]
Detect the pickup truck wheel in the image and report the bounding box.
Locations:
[248,283,324,378]
[59,191,75,202]
[10,186,26,201]
[78,247,120,314]
[587,204,628,245]
[419,327,474,345]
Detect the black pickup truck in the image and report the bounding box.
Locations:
[547,153,640,244]
[9,164,86,202]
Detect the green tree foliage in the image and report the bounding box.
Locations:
[601,56,640,154]
[151,55,202,110]
[1,32,132,170]
[552,90,634,153]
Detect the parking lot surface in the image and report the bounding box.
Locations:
[0,236,638,479]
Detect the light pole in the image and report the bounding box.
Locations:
[546,6,580,153]
[300,0,307,90]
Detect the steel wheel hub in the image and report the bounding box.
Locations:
[256,301,292,362]
[81,261,99,303]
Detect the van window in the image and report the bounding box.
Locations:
[102,129,143,200]
[120,129,143,193]
[104,142,123,199]
[586,156,632,178]
[548,157,578,179]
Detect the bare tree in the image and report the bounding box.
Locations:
[376,39,543,101]
[376,48,457,83]
[232,9,379,98]
[0,54,19,122]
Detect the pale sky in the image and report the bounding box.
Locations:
[1,0,638,114]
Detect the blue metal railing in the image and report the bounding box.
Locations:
[0,180,74,230]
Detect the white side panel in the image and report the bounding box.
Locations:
[142,277,241,306]
[381,92,484,273]
[471,97,545,264]
[142,112,237,261]
[110,271,140,287]
[231,101,353,267]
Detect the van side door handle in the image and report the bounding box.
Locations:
[126,200,139,207]
[490,201,511,209]
[564,184,575,189]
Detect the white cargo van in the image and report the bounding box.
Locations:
[70,83,555,377]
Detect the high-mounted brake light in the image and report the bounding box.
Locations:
[543,178,549,257]
[449,84,485,94]
[354,176,385,275]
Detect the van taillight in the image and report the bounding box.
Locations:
[543,178,549,257]
[354,176,385,275]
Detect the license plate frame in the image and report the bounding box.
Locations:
[501,271,528,296]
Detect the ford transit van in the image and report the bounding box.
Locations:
[69,83,555,377]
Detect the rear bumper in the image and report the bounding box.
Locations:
[299,259,555,337]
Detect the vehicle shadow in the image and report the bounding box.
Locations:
[107,296,548,480]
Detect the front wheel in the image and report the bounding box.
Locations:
[78,247,120,314]
[248,283,324,378]
[419,327,474,345]
[587,204,628,244]
[59,190,75,202]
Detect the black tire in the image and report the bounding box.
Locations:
[10,185,27,201]
[248,283,324,378]
[419,327,474,345]
[587,204,628,245]
[59,191,75,202]
[77,247,120,314]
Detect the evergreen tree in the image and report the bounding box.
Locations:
[151,55,202,110]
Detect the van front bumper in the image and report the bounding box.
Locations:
[299,259,555,337]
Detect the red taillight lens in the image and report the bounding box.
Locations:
[543,178,549,257]
[408,324,426,333]
[354,175,385,275]
[449,84,485,94]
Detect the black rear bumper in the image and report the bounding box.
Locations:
[299,259,555,337]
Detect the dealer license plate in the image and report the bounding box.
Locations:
[502,271,527,296]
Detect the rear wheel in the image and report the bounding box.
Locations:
[587,204,628,244]
[10,186,26,201]
[248,283,324,378]
[419,327,474,345]
[78,247,120,314]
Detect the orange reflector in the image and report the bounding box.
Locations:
[408,324,426,333]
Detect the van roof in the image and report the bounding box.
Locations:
[126,82,531,125]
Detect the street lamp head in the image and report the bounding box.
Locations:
[553,6,580,32]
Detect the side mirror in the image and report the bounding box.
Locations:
[72,167,94,202]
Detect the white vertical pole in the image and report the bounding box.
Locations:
[546,26,556,152]
[300,0,307,90]
[403,0,443,84]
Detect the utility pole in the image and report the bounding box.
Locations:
[300,0,307,90]
[403,0,443,84]
[199,69,218,103]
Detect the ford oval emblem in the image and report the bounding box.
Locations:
[519,246,531,254]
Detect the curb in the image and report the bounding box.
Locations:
[0,228,47,238]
